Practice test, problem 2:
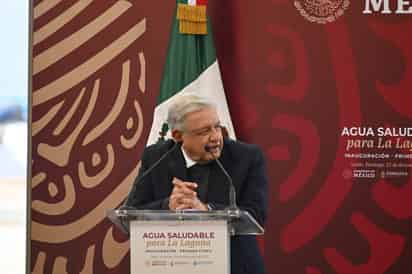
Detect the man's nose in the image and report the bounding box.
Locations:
[209,127,221,140]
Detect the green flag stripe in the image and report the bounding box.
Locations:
[158,2,216,105]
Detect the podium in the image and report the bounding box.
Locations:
[108,209,264,274]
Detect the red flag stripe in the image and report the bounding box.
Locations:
[197,0,208,6]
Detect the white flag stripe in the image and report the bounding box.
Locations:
[188,0,196,6]
[147,61,236,145]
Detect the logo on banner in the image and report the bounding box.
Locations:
[294,0,350,24]
[353,169,376,178]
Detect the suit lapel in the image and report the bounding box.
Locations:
[167,143,188,181]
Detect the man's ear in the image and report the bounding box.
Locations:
[172,129,183,142]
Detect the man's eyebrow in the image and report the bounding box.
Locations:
[193,126,210,132]
[193,122,220,131]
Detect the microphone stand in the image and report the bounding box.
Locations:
[121,141,179,209]
[205,145,240,218]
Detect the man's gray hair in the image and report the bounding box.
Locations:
[167,95,216,131]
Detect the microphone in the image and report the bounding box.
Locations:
[205,144,239,212]
[122,140,179,208]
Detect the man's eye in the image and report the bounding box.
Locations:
[198,130,210,136]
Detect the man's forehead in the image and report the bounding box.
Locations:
[184,108,219,127]
[185,107,218,120]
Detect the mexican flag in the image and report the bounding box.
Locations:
[146,0,236,145]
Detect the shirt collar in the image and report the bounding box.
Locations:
[181,146,197,168]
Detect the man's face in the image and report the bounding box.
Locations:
[174,107,224,163]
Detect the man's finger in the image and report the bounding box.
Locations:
[169,193,187,210]
[172,188,197,199]
[172,177,183,184]
[176,204,192,210]
[172,178,198,189]
[180,197,195,206]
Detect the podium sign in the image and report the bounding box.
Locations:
[107,209,263,274]
[130,220,229,274]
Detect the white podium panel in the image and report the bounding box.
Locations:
[130,220,229,274]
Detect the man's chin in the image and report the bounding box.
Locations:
[209,149,221,159]
[199,151,221,163]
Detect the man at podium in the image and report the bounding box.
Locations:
[125,95,268,274]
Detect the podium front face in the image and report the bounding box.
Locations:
[130,220,229,274]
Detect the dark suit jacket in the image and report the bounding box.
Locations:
[126,138,268,274]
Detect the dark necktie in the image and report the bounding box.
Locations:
[187,164,210,202]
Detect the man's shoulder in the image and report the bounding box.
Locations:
[224,138,261,151]
[223,138,263,158]
[143,139,177,158]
